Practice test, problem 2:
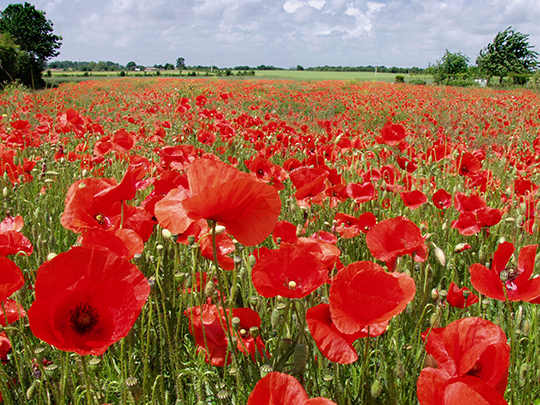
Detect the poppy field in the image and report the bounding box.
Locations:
[1,77,540,404]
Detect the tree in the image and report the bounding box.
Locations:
[176,57,185,70]
[476,27,538,84]
[0,2,62,87]
[429,50,469,83]
[126,61,136,71]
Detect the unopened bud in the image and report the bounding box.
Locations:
[371,380,383,398]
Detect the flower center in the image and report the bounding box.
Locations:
[94,213,105,225]
[69,303,100,335]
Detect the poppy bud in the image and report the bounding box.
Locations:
[270,308,284,328]
[211,225,226,236]
[505,217,515,223]
[431,289,439,301]
[275,236,282,245]
[432,244,446,267]
[296,224,303,237]
[371,380,383,398]
[2,186,9,198]
[45,363,59,380]
[162,228,173,239]
[292,343,308,374]
[260,364,274,378]
[482,298,490,309]
[204,281,216,298]
[478,248,486,263]
[156,244,164,251]
[519,364,530,386]
[523,320,530,336]
[248,254,256,268]
[395,365,405,379]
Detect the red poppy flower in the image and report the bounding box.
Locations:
[366,216,427,271]
[451,212,481,236]
[306,303,387,364]
[181,158,282,246]
[184,302,231,367]
[432,189,452,209]
[247,372,337,405]
[329,261,415,334]
[454,193,486,214]
[417,317,509,404]
[0,215,33,256]
[470,242,540,302]
[0,256,24,302]
[476,207,502,228]
[445,282,479,308]
[232,307,266,361]
[289,166,328,202]
[456,152,482,177]
[334,212,375,239]
[346,181,377,204]
[251,243,328,299]
[61,177,122,233]
[28,246,150,356]
[375,122,406,146]
[77,228,144,260]
[272,220,299,244]
[0,331,11,364]
[0,299,26,326]
[400,190,427,209]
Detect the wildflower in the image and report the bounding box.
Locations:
[28,246,150,356]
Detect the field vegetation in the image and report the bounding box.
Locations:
[0,78,539,404]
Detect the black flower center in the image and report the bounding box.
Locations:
[69,303,100,335]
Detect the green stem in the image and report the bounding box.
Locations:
[80,355,94,405]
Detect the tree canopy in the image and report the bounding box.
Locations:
[0,2,62,87]
[476,27,538,84]
[0,2,62,64]
[429,50,470,83]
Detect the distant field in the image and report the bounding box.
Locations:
[46,69,433,85]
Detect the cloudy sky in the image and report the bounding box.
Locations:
[3,0,539,69]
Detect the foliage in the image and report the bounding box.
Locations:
[176,57,185,70]
[429,50,470,84]
[0,2,62,87]
[477,27,539,84]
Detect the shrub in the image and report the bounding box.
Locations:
[395,75,405,83]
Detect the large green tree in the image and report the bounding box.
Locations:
[476,27,538,84]
[430,50,470,83]
[0,2,62,87]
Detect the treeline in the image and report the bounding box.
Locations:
[46,61,420,73]
[304,65,425,74]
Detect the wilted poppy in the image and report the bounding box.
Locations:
[28,246,150,356]
[251,243,329,299]
[417,317,509,404]
[470,242,540,302]
[329,261,415,335]
[366,216,427,271]
[247,372,337,405]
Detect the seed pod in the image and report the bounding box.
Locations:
[292,343,308,374]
